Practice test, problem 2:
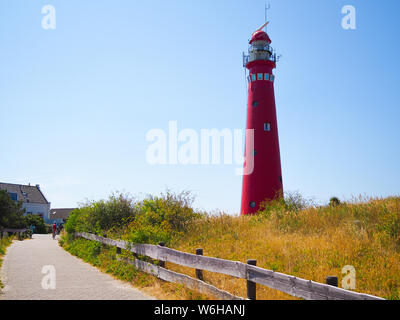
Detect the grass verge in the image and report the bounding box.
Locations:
[0,236,13,289]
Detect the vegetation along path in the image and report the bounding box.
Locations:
[0,234,155,300]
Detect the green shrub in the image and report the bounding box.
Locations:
[65,193,136,235]
[0,190,26,228]
[127,190,200,244]
[64,209,80,233]
[64,190,201,246]
[24,214,50,234]
[329,197,341,207]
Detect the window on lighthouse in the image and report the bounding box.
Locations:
[249,202,256,208]
[264,123,271,131]
[252,101,259,107]
[270,75,275,82]
[264,73,270,81]
[257,73,263,80]
[251,74,256,82]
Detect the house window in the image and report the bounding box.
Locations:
[264,123,271,131]
[251,74,256,82]
[252,101,259,107]
[257,73,263,80]
[249,201,256,208]
[264,73,269,81]
[8,192,18,201]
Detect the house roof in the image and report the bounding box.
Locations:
[0,182,50,205]
[49,208,75,220]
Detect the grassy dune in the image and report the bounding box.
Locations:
[167,196,400,299]
[62,192,400,300]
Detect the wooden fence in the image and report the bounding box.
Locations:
[75,232,384,301]
[0,228,28,240]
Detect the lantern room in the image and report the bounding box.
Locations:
[243,29,278,67]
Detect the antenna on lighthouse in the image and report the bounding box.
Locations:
[265,4,271,31]
[253,5,270,33]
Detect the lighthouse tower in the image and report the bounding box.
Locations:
[241,22,283,215]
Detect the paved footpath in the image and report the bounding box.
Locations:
[0,234,155,300]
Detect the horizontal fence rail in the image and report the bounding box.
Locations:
[0,228,28,240]
[117,256,244,300]
[75,232,384,301]
[0,228,27,233]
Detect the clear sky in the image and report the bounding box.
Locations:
[1,0,400,214]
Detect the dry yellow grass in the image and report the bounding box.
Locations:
[164,197,400,300]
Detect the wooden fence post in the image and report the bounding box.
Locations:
[158,242,166,268]
[102,234,107,248]
[247,259,257,300]
[116,246,121,260]
[326,276,338,287]
[195,248,204,281]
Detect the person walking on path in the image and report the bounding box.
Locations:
[52,223,56,240]
[29,225,35,239]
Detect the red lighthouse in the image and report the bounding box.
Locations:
[241,22,283,215]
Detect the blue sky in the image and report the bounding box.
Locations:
[1,0,400,214]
